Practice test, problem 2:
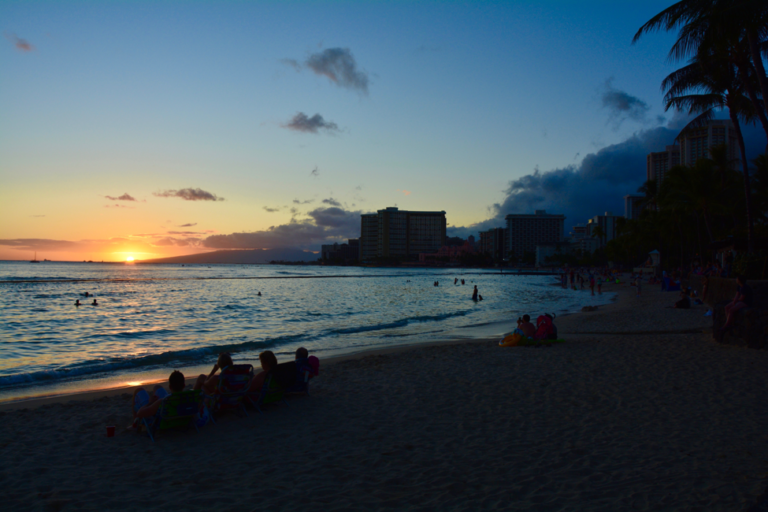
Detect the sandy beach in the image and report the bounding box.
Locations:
[2,279,768,511]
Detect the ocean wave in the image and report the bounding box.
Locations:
[329,311,469,335]
[0,333,305,389]
[83,329,178,340]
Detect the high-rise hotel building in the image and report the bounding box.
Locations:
[678,119,739,168]
[505,210,565,260]
[646,145,680,183]
[360,214,379,261]
[360,207,446,261]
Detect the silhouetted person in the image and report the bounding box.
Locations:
[75,300,81,306]
[472,285,478,301]
[92,299,98,306]
[257,292,262,296]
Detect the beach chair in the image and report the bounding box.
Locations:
[204,364,253,423]
[247,372,289,413]
[286,357,318,395]
[141,389,202,442]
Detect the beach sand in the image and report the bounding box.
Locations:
[3,280,768,511]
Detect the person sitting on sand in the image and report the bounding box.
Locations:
[132,370,203,422]
[674,288,691,309]
[718,276,753,334]
[199,352,236,395]
[519,314,536,338]
[248,350,278,394]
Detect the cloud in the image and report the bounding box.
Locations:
[166,231,206,236]
[263,206,281,213]
[202,206,364,250]
[5,33,34,52]
[398,189,412,196]
[0,236,205,254]
[285,47,369,93]
[310,166,319,178]
[104,204,134,209]
[293,198,314,205]
[322,198,341,207]
[447,113,767,240]
[281,58,301,71]
[153,188,224,201]
[105,193,137,201]
[283,112,339,134]
[178,223,197,227]
[601,79,651,130]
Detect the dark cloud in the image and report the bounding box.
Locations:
[202,206,364,250]
[105,193,136,201]
[166,231,205,236]
[447,115,767,239]
[601,79,651,130]
[285,47,369,93]
[310,166,319,178]
[5,33,34,52]
[178,223,197,227]
[153,188,224,201]
[263,206,281,213]
[293,198,314,205]
[322,198,341,207]
[283,112,339,134]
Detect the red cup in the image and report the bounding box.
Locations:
[106,425,115,437]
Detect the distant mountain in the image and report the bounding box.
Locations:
[139,248,319,264]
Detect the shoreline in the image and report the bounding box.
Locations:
[0,335,498,412]
[0,283,619,409]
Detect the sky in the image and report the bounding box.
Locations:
[1,1,764,262]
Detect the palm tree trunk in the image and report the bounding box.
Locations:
[728,108,755,253]
[747,29,768,126]
[694,212,704,261]
[739,64,768,142]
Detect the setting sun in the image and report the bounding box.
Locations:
[126,256,135,262]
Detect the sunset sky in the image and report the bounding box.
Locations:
[3,0,758,262]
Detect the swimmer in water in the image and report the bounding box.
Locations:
[472,285,478,301]
[84,292,89,297]
[92,299,98,306]
[75,300,81,306]
[257,292,262,296]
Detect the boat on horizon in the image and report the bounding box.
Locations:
[30,252,39,263]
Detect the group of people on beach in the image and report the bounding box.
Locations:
[559,267,616,296]
[132,347,319,425]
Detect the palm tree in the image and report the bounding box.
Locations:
[661,43,756,250]
[636,179,658,211]
[633,0,768,141]
[590,225,605,248]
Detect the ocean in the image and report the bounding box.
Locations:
[0,261,614,402]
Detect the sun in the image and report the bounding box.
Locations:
[126,256,135,262]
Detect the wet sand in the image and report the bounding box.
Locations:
[3,279,768,511]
